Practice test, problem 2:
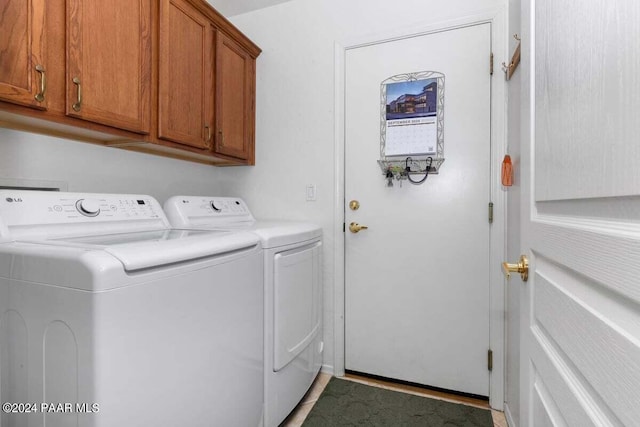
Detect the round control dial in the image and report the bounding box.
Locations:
[210,201,222,212]
[76,199,101,217]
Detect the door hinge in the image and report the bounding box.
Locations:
[488,349,493,371]
[490,52,494,75]
[343,222,346,233]
[488,202,494,224]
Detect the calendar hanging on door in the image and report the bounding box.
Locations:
[378,71,445,184]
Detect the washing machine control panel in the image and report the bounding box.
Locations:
[0,191,165,227]
[68,196,160,219]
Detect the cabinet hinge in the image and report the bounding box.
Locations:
[488,202,494,224]
[490,52,494,75]
[488,349,493,371]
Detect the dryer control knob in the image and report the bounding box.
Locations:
[76,199,101,217]
[211,201,222,212]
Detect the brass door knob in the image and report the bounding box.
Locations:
[349,222,368,233]
[502,255,529,281]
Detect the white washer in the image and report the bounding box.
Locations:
[164,196,323,427]
[0,191,264,427]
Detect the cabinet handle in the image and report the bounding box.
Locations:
[72,77,82,112]
[34,65,46,102]
[218,129,224,146]
[205,125,212,144]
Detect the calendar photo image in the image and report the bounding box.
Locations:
[384,78,438,156]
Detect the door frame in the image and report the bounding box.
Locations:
[332,7,508,410]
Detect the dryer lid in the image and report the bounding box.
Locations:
[163,195,322,248]
[248,221,322,248]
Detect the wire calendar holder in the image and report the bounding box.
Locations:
[378,71,445,184]
[377,158,444,175]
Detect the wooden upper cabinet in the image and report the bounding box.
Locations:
[215,32,255,163]
[0,0,47,109]
[158,0,214,150]
[66,0,152,134]
[0,0,260,165]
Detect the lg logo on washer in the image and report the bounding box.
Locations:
[5,197,23,203]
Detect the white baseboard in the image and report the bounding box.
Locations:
[504,403,517,427]
[321,364,334,376]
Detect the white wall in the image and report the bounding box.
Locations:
[0,128,222,202]
[505,0,521,425]
[219,0,507,373]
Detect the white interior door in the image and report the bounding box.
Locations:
[519,0,640,425]
[345,23,493,397]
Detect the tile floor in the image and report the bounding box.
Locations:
[281,373,508,427]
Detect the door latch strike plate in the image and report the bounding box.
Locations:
[488,349,493,371]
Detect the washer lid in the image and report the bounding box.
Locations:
[25,229,260,271]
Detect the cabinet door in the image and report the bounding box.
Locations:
[0,0,47,109]
[66,0,151,134]
[215,32,255,163]
[158,0,214,150]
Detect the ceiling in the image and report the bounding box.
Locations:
[206,0,294,17]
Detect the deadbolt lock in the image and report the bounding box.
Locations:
[349,200,360,210]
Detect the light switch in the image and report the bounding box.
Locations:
[306,184,316,201]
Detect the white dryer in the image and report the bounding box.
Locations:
[164,196,323,427]
[0,191,264,427]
